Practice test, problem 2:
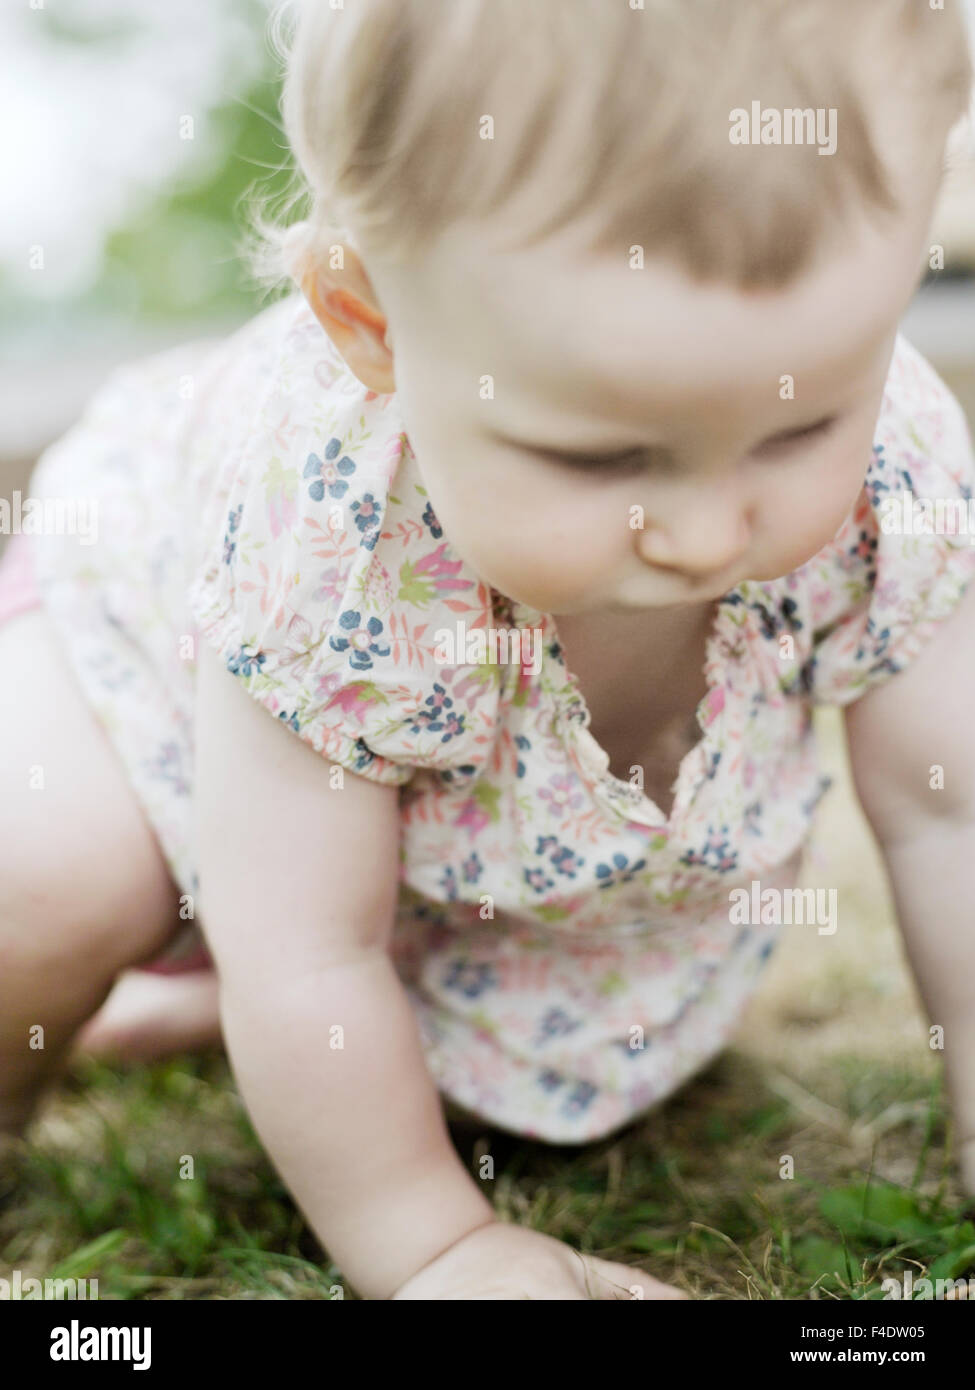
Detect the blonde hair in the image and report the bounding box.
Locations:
[241,0,973,294]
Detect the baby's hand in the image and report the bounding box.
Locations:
[389,1221,689,1300]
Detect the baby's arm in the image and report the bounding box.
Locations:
[192,643,495,1299]
[843,576,975,1192]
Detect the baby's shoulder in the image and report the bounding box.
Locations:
[187,295,503,785]
[758,333,975,705]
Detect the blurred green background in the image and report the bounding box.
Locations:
[0,0,295,491]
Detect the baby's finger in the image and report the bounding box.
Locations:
[584,1256,690,1301]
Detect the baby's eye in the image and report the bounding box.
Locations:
[549,447,656,476]
[753,415,838,456]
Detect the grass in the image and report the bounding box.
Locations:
[1,1046,972,1300]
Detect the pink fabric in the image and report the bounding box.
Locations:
[0,533,212,976]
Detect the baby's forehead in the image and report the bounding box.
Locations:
[389,213,911,419]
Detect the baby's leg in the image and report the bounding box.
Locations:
[72,967,222,1062]
[0,609,184,1131]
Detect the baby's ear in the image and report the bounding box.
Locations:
[282,223,395,394]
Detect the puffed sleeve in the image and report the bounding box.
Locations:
[799,333,975,706]
[187,296,502,784]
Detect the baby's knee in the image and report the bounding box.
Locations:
[0,836,159,987]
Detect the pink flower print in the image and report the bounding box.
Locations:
[810,584,834,615]
[454,797,491,839]
[874,578,900,608]
[702,685,724,726]
[323,682,380,727]
[380,430,408,483]
[313,671,343,702]
[537,773,584,820]
[312,564,347,607]
[262,458,299,540]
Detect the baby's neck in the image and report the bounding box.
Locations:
[554,598,717,670]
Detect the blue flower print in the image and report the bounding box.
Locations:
[440,865,459,901]
[443,959,498,999]
[328,610,390,671]
[303,439,356,502]
[536,1069,565,1094]
[533,834,584,880]
[865,445,891,507]
[896,464,915,496]
[277,709,300,733]
[408,683,467,744]
[848,528,878,580]
[781,595,801,631]
[561,1080,598,1118]
[594,851,647,890]
[679,823,738,874]
[801,774,832,818]
[438,763,478,786]
[350,492,382,549]
[350,737,377,774]
[749,595,804,641]
[421,499,443,538]
[226,645,267,679]
[534,1007,582,1047]
[222,503,243,565]
[461,852,483,884]
[855,614,892,666]
[750,601,779,642]
[701,747,722,783]
[514,733,531,779]
[549,845,583,878]
[143,740,190,796]
[524,865,554,894]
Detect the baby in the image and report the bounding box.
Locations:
[3,0,975,1300]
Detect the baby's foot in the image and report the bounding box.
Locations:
[71,968,223,1063]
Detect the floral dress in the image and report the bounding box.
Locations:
[16,291,975,1143]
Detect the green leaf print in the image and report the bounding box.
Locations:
[595,972,628,997]
[397,556,436,607]
[473,780,502,822]
[533,903,571,923]
[261,457,298,503]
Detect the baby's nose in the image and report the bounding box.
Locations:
[636,505,752,578]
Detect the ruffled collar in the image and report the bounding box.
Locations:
[505,586,766,833]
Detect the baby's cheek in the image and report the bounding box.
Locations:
[778,491,857,569]
[773,445,868,561]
